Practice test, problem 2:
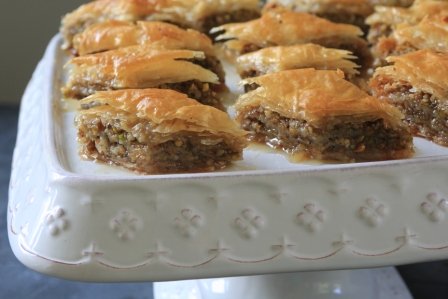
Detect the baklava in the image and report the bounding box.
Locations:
[73,20,215,56]
[72,20,225,81]
[61,0,261,48]
[373,14,448,67]
[62,46,224,109]
[235,69,413,162]
[60,0,157,49]
[76,89,248,174]
[370,50,448,146]
[236,44,360,82]
[366,0,448,44]
[213,7,372,69]
[145,0,261,35]
[265,0,373,32]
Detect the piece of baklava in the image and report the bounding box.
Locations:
[235,69,413,162]
[373,14,448,67]
[72,20,225,81]
[145,0,261,35]
[213,7,372,69]
[60,0,157,49]
[61,0,261,48]
[265,0,373,33]
[76,89,248,174]
[62,46,224,109]
[370,50,448,146]
[366,0,448,44]
[236,44,360,83]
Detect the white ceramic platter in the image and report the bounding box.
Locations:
[8,35,448,282]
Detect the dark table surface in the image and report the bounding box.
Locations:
[1,105,448,299]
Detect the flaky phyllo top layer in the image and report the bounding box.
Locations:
[266,0,373,16]
[237,44,359,76]
[391,14,448,52]
[73,21,216,56]
[79,88,247,137]
[366,0,448,26]
[144,0,260,25]
[213,7,363,52]
[66,46,219,88]
[373,50,448,100]
[61,0,156,48]
[236,69,403,127]
[61,0,261,47]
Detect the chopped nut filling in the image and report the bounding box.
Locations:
[76,113,244,173]
[371,77,448,146]
[239,106,413,162]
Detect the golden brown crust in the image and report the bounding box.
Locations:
[73,21,216,56]
[79,88,247,137]
[213,7,363,54]
[236,69,404,127]
[63,46,219,96]
[60,0,157,49]
[145,0,261,28]
[373,13,448,64]
[236,44,360,77]
[371,50,448,100]
[61,0,261,48]
[366,0,448,27]
[390,14,448,53]
[266,0,373,17]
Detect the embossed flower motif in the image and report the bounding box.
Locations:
[110,210,142,241]
[421,193,448,222]
[234,208,265,239]
[296,203,325,232]
[358,198,387,227]
[46,207,69,236]
[174,209,204,238]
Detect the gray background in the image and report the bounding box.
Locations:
[0,1,85,104]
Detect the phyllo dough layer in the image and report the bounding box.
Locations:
[144,0,261,34]
[366,0,448,44]
[76,89,248,174]
[61,0,261,48]
[370,50,448,146]
[72,20,225,81]
[213,7,371,68]
[373,14,448,66]
[61,0,157,49]
[235,69,413,162]
[236,44,359,80]
[266,0,373,31]
[73,21,216,56]
[63,46,224,109]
